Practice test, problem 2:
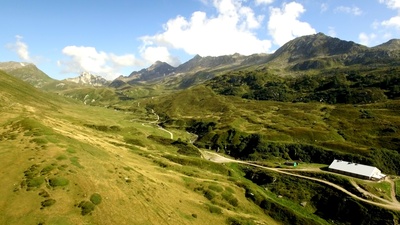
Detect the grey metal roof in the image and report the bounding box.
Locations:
[328,160,378,178]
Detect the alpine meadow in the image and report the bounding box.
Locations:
[2,32,400,225]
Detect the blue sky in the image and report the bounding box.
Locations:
[1,0,399,80]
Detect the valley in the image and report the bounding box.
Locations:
[1,33,400,224]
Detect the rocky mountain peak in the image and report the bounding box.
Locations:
[66,72,109,86]
[147,61,174,72]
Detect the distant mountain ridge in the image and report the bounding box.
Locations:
[113,33,400,88]
[111,53,270,88]
[3,33,400,91]
[0,61,54,88]
[270,32,368,63]
[373,39,400,50]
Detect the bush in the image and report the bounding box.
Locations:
[173,140,201,157]
[226,217,256,225]
[41,165,55,175]
[84,124,121,132]
[56,155,68,161]
[90,193,102,205]
[124,138,145,147]
[27,177,45,188]
[222,192,238,207]
[41,199,56,208]
[49,177,69,187]
[206,204,222,214]
[78,201,96,216]
[204,190,216,200]
[31,138,48,145]
[208,184,224,192]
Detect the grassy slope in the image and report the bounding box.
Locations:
[152,85,400,155]
[0,71,278,225]
[1,64,54,88]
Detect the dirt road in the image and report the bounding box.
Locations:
[201,150,400,211]
[141,109,174,139]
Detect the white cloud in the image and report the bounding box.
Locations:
[328,27,337,37]
[378,0,400,31]
[267,2,316,46]
[255,0,274,6]
[379,0,400,10]
[334,6,362,16]
[381,15,400,29]
[139,0,271,58]
[59,46,141,80]
[358,32,377,46]
[140,46,180,66]
[110,53,139,67]
[7,35,31,62]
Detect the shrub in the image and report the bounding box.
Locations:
[78,201,96,216]
[41,165,56,175]
[49,177,69,187]
[226,217,257,225]
[90,193,102,205]
[204,190,216,200]
[56,155,68,160]
[206,204,222,214]
[208,184,224,192]
[84,124,121,132]
[173,140,201,157]
[27,177,45,188]
[222,192,238,207]
[124,138,145,147]
[31,138,48,145]
[66,148,76,153]
[41,199,56,208]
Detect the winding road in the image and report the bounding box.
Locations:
[134,113,400,211]
[200,150,400,211]
[142,109,174,139]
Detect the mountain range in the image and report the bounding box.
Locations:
[2,33,400,225]
[109,33,400,88]
[2,33,399,90]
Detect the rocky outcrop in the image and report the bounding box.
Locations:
[66,72,109,86]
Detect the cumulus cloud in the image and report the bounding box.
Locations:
[334,6,362,16]
[267,2,316,46]
[139,45,181,66]
[379,0,400,10]
[381,16,400,29]
[255,0,274,6]
[140,0,271,58]
[379,0,400,30]
[7,35,31,61]
[358,32,377,46]
[59,46,141,80]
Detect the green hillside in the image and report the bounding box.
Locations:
[0,62,54,88]
[0,71,283,225]
[150,66,400,173]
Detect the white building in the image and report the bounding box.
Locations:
[328,159,386,180]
